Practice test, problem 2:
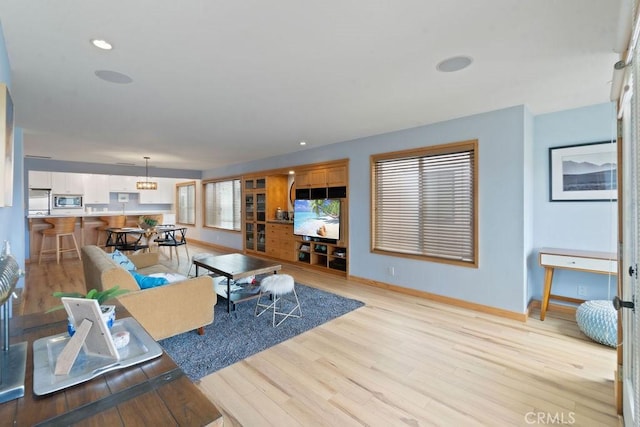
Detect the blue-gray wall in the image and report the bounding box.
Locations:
[203,102,616,315]
[204,106,534,313]
[532,102,618,302]
[0,22,26,289]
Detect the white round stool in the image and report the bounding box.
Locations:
[255,274,302,327]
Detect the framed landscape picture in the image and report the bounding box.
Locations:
[549,141,617,201]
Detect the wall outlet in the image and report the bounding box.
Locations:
[577,285,587,297]
[388,266,395,276]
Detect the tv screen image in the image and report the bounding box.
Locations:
[293,199,340,240]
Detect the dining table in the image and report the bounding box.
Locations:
[104,227,149,252]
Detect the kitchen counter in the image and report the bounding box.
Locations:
[26,212,174,262]
[27,210,172,219]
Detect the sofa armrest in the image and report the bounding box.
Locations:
[128,252,160,269]
[115,275,215,340]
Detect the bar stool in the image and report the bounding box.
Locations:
[38,217,82,264]
[96,215,126,249]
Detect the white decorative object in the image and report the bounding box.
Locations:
[255,274,302,327]
[576,300,617,348]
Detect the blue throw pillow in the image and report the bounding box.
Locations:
[109,250,136,271]
[130,271,169,289]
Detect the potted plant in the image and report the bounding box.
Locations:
[138,216,159,229]
[47,286,129,335]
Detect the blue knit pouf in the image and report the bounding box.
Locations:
[576,300,617,348]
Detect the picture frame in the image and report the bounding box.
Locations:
[62,297,119,360]
[549,140,617,201]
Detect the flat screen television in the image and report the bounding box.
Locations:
[293,199,340,240]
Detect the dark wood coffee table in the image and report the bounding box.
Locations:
[1,306,223,426]
[193,253,282,313]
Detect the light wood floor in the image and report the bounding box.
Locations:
[22,244,620,426]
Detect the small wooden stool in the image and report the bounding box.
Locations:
[38,217,82,264]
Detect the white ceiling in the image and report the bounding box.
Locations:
[0,1,624,171]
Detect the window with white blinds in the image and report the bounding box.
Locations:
[204,179,241,231]
[176,182,196,225]
[371,140,478,267]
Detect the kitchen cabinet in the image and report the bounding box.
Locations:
[51,172,84,194]
[28,171,52,189]
[108,175,138,193]
[83,174,110,204]
[326,165,347,187]
[243,175,289,256]
[139,177,176,204]
[295,164,347,188]
[295,169,325,188]
[266,222,295,261]
[243,177,267,254]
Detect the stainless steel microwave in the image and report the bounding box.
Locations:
[53,194,83,209]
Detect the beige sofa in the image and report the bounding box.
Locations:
[81,245,216,340]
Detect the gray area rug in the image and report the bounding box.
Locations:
[159,282,364,380]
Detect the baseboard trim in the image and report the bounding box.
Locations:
[187,238,238,254]
[349,275,527,322]
[527,299,579,316]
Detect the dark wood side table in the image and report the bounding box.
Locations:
[0,307,223,426]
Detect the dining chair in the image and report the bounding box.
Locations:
[154,227,189,265]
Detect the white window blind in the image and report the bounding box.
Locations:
[176,183,195,225]
[372,141,477,265]
[205,179,241,231]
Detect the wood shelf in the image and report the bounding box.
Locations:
[296,239,347,274]
[242,160,349,276]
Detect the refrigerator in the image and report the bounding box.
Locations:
[28,189,51,216]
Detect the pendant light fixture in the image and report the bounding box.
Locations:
[136,156,158,190]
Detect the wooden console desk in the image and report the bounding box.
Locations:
[0,307,223,426]
[538,248,617,320]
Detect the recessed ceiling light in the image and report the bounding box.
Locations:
[289,170,295,175]
[299,141,307,146]
[436,56,473,72]
[91,39,113,50]
[95,70,133,84]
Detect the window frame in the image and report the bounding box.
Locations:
[370,139,479,268]
[176,181,196,226]
[203,177,242,232]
